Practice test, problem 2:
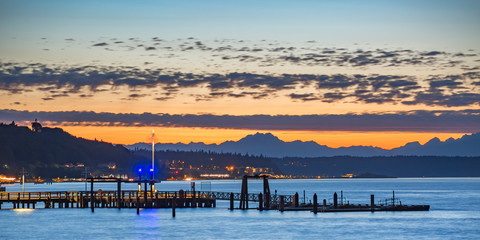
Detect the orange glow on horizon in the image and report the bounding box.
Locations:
[59,125,467,150]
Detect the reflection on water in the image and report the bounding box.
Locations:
[12,208,35,215]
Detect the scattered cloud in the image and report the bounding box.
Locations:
[0,62,478,106]
[31,37,479,69]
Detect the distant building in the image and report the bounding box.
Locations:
[107,163,117,169]
[31,119,42,132]
[341,173,354,178]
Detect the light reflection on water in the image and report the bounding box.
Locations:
[1,178,479,239]
[12,208,35,215]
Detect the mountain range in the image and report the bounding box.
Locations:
[125,132,480,158]
[2,124,478,178]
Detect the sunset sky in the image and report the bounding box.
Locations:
[1,0,479,149]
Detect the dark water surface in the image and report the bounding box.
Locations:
[1,178,479,239]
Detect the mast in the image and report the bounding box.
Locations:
[21,167,25,192]
[152,130,155,180]
[84,167,88,191]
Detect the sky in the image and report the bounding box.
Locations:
[0,0,479,149]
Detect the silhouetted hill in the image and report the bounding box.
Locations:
[126,132,480,157]
[0,124,134,178]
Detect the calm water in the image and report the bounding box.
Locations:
[1,178,479,239]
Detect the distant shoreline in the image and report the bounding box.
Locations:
[7,176,480,185]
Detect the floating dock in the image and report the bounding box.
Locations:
[282,192,430,213]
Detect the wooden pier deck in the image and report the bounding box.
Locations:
[0,190,216,210]
[0,190,297,210]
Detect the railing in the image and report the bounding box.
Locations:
[195,191,294,204]
[0,191,84,201]
[0,190,217,201]
[0,191,291,204]
[378,197,402,206]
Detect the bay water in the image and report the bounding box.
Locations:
[1,178,479,239]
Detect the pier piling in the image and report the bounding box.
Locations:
[90,179,94,213]
[117,179,121,209]
[258,193,263,211]
[136,193,140,215]
[392,191,395,206]
[333,192,338,209]
[313,194,318,214]
[279,195,284,212]
[143,182,147,208]
[294,192,299,207]
[172,196,176,218]
[371,194,374,212]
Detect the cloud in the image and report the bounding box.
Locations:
[127,93,147,99]
[289,93,319,101]
[348,54,381,66]
[71,38,479,70]
[1,109,479,133]
[92,42,108,47]
[317,74,359,89]
[421,51,445,56]
[429,79,463,88]
[322,92,348,102]
[265,48,467,68]
[403,92,480,107]
[0,62,478,106]
[388,80,418,88]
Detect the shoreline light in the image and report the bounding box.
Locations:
[200,174,230,178]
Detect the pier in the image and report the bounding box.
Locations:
[0,177,216,211]
[0,176,429,213]
[0,190,216,210]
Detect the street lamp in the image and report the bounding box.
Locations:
[138,168,142,192]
